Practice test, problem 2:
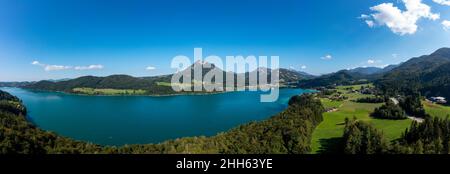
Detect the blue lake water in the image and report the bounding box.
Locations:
[1,87,309,146]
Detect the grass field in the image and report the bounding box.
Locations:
[335,83,374,91]
[311,85,412,154]
[156,82,172,87]
[423,101,450,119]
[156,81,204,88]
[72,88,147,95]
[320,98,342,110]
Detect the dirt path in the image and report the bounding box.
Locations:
[390,97,399,105]
[407,116,424,123]
[327,108,339,112]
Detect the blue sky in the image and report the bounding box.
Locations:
[1,0,450,81]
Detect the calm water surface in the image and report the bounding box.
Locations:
[1,87,309,146]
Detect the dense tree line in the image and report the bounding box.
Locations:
[371,101,407,120]
[355,96,385,103]
[342,116,450,154]
[0,90,19,101]
[392,117,450,154]
[342,118,389,154]
[0,90,324,154]
[399,93,427,117]
[0,91,26,116]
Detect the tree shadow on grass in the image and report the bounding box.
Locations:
[316,137,344,154]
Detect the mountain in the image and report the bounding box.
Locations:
[298,48,450,93]
[25,75,176,95]
[349,67,383,75]
[182,61,314,84]
[245,68,314,85]
[46,78,72,82]
[386,48,450,76]
[379,64,399,73]
[25,62,312,94]
[377,48,450,99]
[348,64,400,75]
[297,63,400,89]
[0,81,35,87]
[279,69,315,82]
[297,70,371,88]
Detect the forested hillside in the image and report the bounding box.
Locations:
[376,48,450,99]
[296,48,450,104]
[297,70,373,88]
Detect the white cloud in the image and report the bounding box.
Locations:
[301,65,307,69]
[321,54,333,60]
[392,53,398,58]
[74,65,104,70]
[31,61,42,65]
[442,20,450,30]
[360,14,376,28]
[366,20,375,27]
[44,65,71,71]
[363,0,440,35]
[359,14,370,19]
[146,66,156,70]
[32,60,103,71]
[32,60,70,71]
[367,59,383,65]
[433,0,450,6]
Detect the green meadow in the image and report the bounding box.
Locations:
[311,84,412,154]
[72,88,147,95]
[423,101,450,119]
[156,81,204,88]
[156,82,172,87]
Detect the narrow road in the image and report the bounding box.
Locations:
[390,97,399,105]
[390,97,423,123]
[407,116,424,123]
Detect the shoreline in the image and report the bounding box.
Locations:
[3,87,308,97]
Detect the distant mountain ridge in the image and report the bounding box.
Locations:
[348,67,383,75]
[0,81,34,87]
[13,48,450,98]
[25,74,177,95]
[346,65,399,75]
[298,48,450,92]
[297,64,397,88]
[377,47,450,99]
[24,62,312,95]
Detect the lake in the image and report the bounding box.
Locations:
[0,87,309,146]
